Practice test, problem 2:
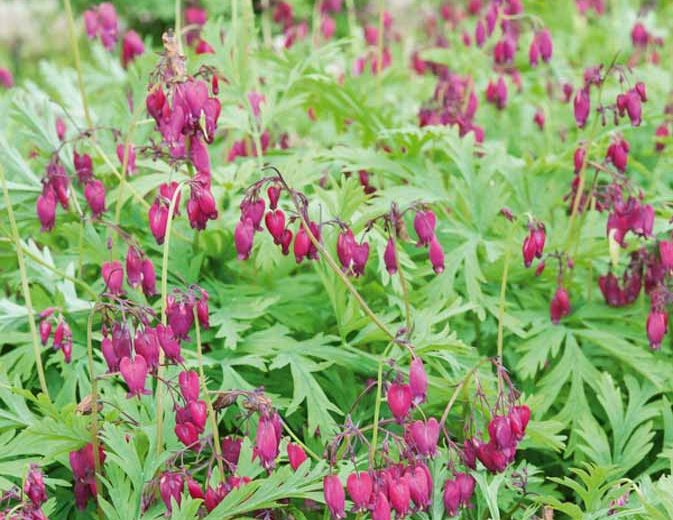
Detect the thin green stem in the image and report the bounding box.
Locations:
[63,0,93,128]
[273,170,400,343]
[369,342,394,463]
[438,359,489,429]
[193,306,226,482]
[77,218,85,279]
[114,106,144,227]
[155,184,184,457]
[85,305,103,520]
[1,168,50,399]
[496,235,512,395]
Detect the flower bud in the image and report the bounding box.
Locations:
[74,152,93,184]
[234,218,256,261]
[455,472,475,507]
[166,299,194,340]
[384,237,398,274]
[267,185,281,209]
[573,146,586,174]
[647,309,668,350]
[550,286,570,324]
[141,259,156,297]
[121,30,144,68]
[287,443,308,471]
[414,210,436,246]
[337,229,355,271]
[573,88,591,128]
[36,188,57,232]
[428,237,445,274]
[294,225,311,263]
[116,143,136,175]
[39,319,52,345]
[125,246,143,287]
[509,405,531,440]
[409,357,427,404]
[148,201,169,245]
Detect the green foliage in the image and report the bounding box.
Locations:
[2,0,673,518]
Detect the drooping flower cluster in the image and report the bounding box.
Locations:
[0,464,49,519]
[353,13,394,76]
[83,2,118,50]
[418,71,484,143]
[70,443,106,510]
[174,370,207,449]
[146,73,221,235]
[39,307,73,363]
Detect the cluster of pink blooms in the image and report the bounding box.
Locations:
[321,357,530,519]
[629,21,664,65]
[146,76,221,235]
[463,405,530,473]
[0,465,48,519]
[174,370,207,448]
[36,122,115,232]
[184,6,214,55]
[38,307,72,363]
[599,241,673,350]
[353,13,394,76]
[235,172,446,275]
[417,71,484,143]
[36,157,70,232]
[84,3,145,67]
[575,0,605,15]
[69,443,106,510]
[476,1,553,112]
[574,64,648,129]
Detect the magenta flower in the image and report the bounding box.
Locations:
[409,357,428,404]
[387,383,412,422]
[346,471,372,511]
[287,443,308,470]
[101,261,124,294]
[550,287,570,324]
[179,370,200,402]
[573,87,591,128]
[119,355,150,398]
[121,30,144,68]
[647,309,668,350]
[323,475,346,519]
